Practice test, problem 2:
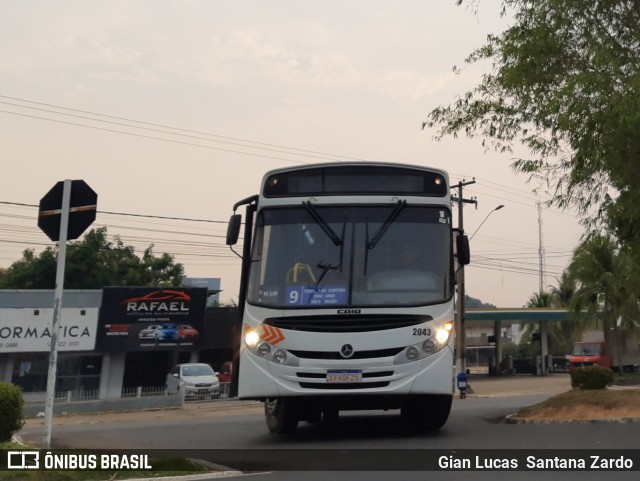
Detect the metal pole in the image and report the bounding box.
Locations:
[469,205,504,241]
[456,196,466,373]
[43,179,71,449]
[453,180,476,374]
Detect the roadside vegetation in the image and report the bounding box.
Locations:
[515,389,640,422]
[514,365,640,421]
[614,372,640,386]
[427,1,640,366]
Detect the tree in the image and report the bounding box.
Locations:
[0,248,57,289]
[549,271,576,308]
[0,227,184,289]
[567,233,640,369]
[465,294,497,308]
[522,288,582,355]
[522,291,557,354]
[548,271,591,352]
[426,1,640,241]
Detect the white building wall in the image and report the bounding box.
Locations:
[100,352,126,399]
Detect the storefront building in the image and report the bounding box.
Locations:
[0,288,235,400]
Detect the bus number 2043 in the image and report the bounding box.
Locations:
[413,328,431,336]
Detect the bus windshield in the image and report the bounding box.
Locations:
[247,204,452,308]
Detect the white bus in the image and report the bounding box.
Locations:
[226,162,469,434]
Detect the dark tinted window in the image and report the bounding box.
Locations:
[264,166,447,197]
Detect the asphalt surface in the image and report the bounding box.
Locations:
[20,372,573,432]
[19,373,640,481]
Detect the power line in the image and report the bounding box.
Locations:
[1,108,313,165]
[0,94,372,164]
[0,201,228,224]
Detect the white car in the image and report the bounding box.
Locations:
[165,363,220,400]
[138,324,163,340]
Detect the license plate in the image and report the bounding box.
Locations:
[326,369,362,383]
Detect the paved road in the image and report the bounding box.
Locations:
[20,373,572,437]
[17,373,640,480]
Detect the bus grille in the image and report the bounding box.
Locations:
[289,347,403,360]
[264,314,432,333]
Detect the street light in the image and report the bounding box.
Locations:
[466,204,504,376]
[469,205,505,240]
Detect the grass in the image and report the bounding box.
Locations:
[0,442,211,481]
[613,371,640,385]
[515,388,640,421]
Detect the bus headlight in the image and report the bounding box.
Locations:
[422,339,437,355]
[273,349,288,364]
[245,330,260,348]
[257,342,272,357]
[244,333,299,367]
[435,322,453,344]
[396,321,454,364]
[406,346,420,360]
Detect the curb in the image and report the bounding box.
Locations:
[505,413,640,424]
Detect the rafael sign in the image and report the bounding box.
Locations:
[95,287,208,352]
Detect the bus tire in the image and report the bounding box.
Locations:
[264,398,299,434]
[401,394,452,431]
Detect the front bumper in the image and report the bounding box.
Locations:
[238,345,454,399]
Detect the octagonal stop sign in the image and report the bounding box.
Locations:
[38,180,98,241]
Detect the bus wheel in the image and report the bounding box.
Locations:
[264,398,299,434]
[401,394,452,431]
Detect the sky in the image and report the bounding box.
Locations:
[0,0,585,308]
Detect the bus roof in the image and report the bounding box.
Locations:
[262,161,448,178]
[260,162,450,199]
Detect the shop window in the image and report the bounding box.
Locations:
[55,355,102,398]
[11,354,48,392]
[11,354,102,396]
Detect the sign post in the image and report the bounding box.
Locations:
[37,179,97,449]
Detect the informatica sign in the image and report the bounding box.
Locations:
[0,309,98,353]
[95,287,208,352]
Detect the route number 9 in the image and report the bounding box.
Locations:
[289,290,299,304]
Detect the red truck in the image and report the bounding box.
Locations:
[569,331,640,372]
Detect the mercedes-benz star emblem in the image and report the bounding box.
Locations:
[340,344,354,358]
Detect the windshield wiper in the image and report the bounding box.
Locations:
[303,201,343,246]
[366,200,406,249]
[315,261,339,287]
[364,200,406,276]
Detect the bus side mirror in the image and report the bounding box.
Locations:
[453,229,470,265]
[226,214,242,246]
[457,234,470,265]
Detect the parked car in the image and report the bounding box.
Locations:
[165,363,220,400]
[177,324,199,341]
[138,324,163,340]
[155,323,179,341]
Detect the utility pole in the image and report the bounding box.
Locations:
[537,201,549,375]
[537,202,546,293]
[452,179,477,375]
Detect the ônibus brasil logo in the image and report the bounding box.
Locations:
[121,290,191,313]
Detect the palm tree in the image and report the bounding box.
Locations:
[549,271,575,307]
[527,291,554,309]
[567,233,640,370]
[548,271,590,352]
[522,290,570,356]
